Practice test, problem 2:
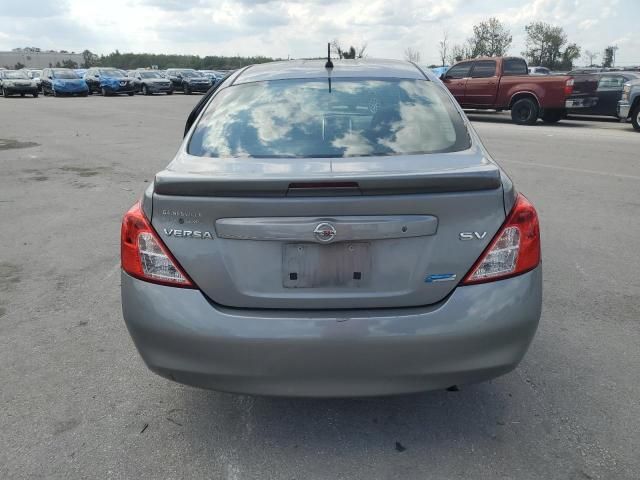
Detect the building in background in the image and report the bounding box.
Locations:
[0,49,84,69]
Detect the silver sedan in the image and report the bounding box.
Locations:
[121,59,542,397]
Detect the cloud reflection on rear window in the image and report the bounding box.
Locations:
[188,79,470,159]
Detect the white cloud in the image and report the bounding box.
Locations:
[0,0,638,66]
[578,19,599,30]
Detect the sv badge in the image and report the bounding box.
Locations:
[459,231,487,241]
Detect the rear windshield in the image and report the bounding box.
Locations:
[52,69,78,79]
[5,71,29,79]
[178,70,199,78]
[99,69,124,77]
[139,71,163,79]
[188,79,470,158]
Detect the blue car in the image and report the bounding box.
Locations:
[430,66,450,79]
[84,67,135,96]
[41,68,88,97]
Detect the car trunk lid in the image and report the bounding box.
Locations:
[151,148,506,309]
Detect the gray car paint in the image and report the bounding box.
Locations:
[152,188,504,309]
[122,59,539,396]
[122,266,541,397]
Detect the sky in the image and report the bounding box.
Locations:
[0,0,639,66]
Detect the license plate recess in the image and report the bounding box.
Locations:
[283,243,371,288]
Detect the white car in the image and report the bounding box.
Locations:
[528,66,551,75]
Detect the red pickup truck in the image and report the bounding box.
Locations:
[440,56,575,125]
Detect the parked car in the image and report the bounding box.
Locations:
[121,70,140,92]
[166,68,211,94]
[440,56,576,124]
[41,68,89,97]
[568,68,604,75]
[430,66,450,78]
[121,59,542,397]
[130,70,173,95]
[25,69,43,90]
[84,67,135,96]
[567,72,640,118]
[528,66,551,75]
[618,79,640,130]
[198,70,227,86]
[0,70,39,97]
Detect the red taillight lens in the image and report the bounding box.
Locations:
[121,202,195,288]
[564,78,574,96]
[462,193,540,285]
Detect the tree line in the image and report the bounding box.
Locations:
[413,17,622,71]
[80,50,277,70]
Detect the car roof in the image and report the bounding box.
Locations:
[593,71,640,76]
[232,59,428,84]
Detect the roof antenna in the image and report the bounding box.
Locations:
[325,42,334,69]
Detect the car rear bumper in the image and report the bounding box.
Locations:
[147,83,173,92]
[617,101,630,119]
[53,86,88,94]
[185,83,211,92]
[121,266,542,397]
[103,85,136,93]
[565,96,598,109]
[3,85,38,94]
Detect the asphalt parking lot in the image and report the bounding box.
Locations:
[1,95,639,480]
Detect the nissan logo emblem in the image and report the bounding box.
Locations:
[313,222,337,243]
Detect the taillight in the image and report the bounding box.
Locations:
[121,202,195,288]
[564,78,574,96]
[462,194,540,285]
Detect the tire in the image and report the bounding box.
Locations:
[33,92,38,98]
[541,109,563,124]
[631,105,640,131]
[101,87,109,97]
[183,84,191,95]
[511,98,539,125]
[142,85,150,96]
[81,92,88,97]
[53,89,58,97]
[128,92,134,96]
[20,93,25,97]
[166,90,173,95]
[2,88,7,98]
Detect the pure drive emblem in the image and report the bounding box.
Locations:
[164,228,214,239]
[313,222,337,243]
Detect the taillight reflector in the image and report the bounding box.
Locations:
[564,78,574,97]
[121,202,195,288]
[462,193,540,285]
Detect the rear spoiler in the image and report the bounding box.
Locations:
[153,167,502,197]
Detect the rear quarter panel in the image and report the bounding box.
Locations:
[496,75,569,109]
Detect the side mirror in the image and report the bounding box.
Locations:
[48,75,53,80]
